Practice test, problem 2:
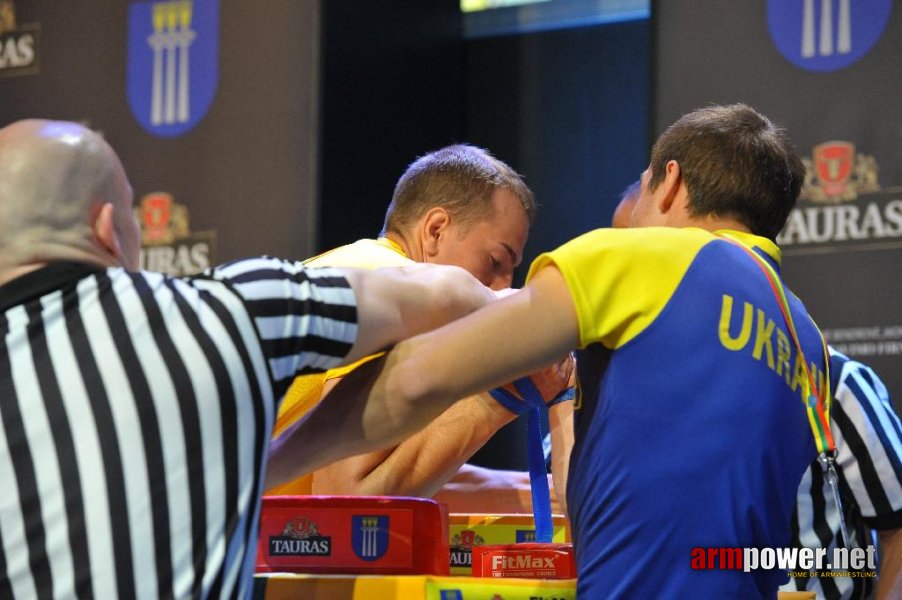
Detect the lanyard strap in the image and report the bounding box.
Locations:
[717,235,854,547]
[718,234,851,547]
[715,234,834,454]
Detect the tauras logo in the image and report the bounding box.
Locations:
[269,516,331,557]
[136,192,217,276]
[778,142,902,251]
[778,201,902,246]
[491,554,556,570]
[269,536,331,556]
[449,529,483,567]
[0,0,39,77]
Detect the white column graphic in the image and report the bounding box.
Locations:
[147,1,196,126]
[360,518,377,558]
[177,2,196,123]
[802,0,816,58]
[838,0,851,54]
[149,6,166,124]
[801,0,853,59]
[819,0,834,56]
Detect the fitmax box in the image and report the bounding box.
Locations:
[471,543,576,579]
[257,496,449,575]
[448,514,570,575]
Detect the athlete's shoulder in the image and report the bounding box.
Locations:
[558,226,714,255]
[304,238,414,270]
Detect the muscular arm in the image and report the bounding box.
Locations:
[265,265,579,489]
[382,266,579,414]
[310,377,516,498]
[877,528,902,599]
[310,340,573,503]
[340,263,496,365]
[433,465,562,515]
[265,264,494,489]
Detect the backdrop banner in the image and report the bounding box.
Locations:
[0,0,321,272]
[653,0,902,408]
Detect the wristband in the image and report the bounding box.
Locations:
[488,377,575,415]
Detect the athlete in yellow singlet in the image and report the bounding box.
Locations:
[267,145,571,512]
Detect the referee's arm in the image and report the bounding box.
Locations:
[341,263,496,365]
[265,263,495,488]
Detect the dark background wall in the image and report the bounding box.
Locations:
[317,0,465,252]
[465,19,650,286]
[464,19,650,469]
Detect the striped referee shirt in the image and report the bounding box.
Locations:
[0,257,358,599]
[782,349,902,599]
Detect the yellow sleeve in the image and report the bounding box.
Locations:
[526,227,711,350]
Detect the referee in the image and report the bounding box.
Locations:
[783,350,902,599]
[0,119,496,598]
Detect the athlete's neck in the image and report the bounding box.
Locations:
[384,230,423,262]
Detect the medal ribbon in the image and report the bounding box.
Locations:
[715,234,834,455]
[718,234,853,547]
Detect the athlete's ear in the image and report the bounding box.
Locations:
[93,201,124,261]
[421,207,451,258]
[655,160,684,215]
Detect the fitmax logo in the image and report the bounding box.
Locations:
[493,554,556,570]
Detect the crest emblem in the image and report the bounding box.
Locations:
[351,515,389,561]
[800,141,880,203]
[137,192,189,244]
[282,516,319,539]
[450,529,484,550]
[127,0,219,137]
[814,142,854,197]
[766,0,891,72]
[515,529,537,543]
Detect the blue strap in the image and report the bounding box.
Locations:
[488,386,531,415]
[488,379,575,414]
[526,407,553,542]
[512,377,554,543]
[488,375,574,543]
[546,386,575,407]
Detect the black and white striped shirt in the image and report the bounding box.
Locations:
[783,349,902,599]
[0,258,358,599]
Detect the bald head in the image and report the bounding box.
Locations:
[0,119,138,276]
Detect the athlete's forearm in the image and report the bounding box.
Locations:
[434,465,562,514]
[312,392,515,497]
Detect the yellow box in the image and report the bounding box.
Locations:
[448,514,571,575]
[253,573,577,600]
